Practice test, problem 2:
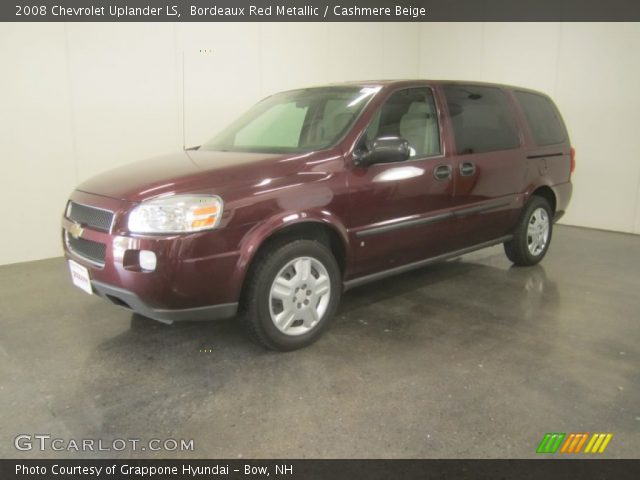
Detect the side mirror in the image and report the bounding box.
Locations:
[354,136,411,167]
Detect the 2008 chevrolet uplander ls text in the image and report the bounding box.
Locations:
[62,80,573,350]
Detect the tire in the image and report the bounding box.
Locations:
[504,196,553,266]
[239,238,341,351]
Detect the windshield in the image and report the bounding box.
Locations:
[200,86,381,154]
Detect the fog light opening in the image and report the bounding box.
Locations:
[139,250,157,271]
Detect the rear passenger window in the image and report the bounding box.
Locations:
[515,91,566,145]
[444,85,520,154]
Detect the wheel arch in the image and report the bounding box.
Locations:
[526,184,557,214]
[230,213,351,304]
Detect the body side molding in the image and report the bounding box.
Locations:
[343,235,513,290]
[355,200,513,238]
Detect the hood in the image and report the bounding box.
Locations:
[76,149,292,202]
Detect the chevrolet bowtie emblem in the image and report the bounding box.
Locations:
[69,222,84,239]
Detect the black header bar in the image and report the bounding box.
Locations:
[2,459,640,480]
[4,0,640,22]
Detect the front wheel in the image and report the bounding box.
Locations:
[240,239,341,351]
[504,196,553,266]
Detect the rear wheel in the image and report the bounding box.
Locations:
[240,239,341,351]
[504,196,553,266]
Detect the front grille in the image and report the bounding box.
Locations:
[67,201,114,232]
[66,233,106,266]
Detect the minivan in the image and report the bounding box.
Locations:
[62,80,573,350]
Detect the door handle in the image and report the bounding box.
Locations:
[460,162,476,176]
[433,164,452,181]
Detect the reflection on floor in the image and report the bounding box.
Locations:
[0,225,638,458]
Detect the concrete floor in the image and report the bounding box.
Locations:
[0,225,638,459]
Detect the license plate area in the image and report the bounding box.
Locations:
[68,259,93,295]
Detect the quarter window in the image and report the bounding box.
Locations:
[444,85,520,154]
[514,91,567,146]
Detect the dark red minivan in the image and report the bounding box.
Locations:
[62,80,573,350]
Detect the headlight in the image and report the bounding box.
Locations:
[128,195,223,234]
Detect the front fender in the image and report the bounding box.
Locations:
[226,210,351,303]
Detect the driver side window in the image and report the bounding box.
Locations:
[364,87,441,158]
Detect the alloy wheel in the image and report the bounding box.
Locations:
[268,256,331,336]
[526,207,550,256]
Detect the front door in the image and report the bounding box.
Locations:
[347,87,463,278]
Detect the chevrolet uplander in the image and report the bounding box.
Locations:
[62,80,573,350]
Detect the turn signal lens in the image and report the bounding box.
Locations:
[189,205,219,229]
[191,217,215,228]
[193,206,218,216]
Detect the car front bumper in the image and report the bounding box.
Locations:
[62,190,244,323]
[91,280,238,324]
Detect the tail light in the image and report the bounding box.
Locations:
[570,147,576,175]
